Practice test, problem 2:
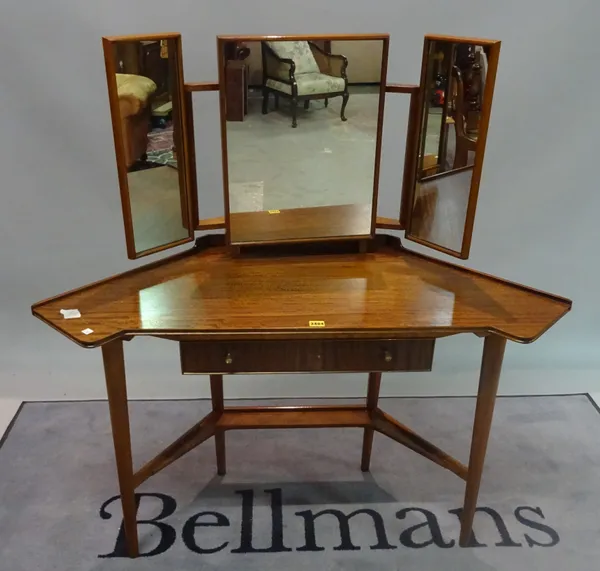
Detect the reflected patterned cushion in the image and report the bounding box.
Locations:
[266,41,320,74]
[116,74,157,103]
[116,73,157,116]
[266,73,345,96]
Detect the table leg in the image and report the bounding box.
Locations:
[210,374,226,475]
[459,335,506,546]
[361,372,382,471]
[102,340,139,558]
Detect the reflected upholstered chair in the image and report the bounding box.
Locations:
[116,73,157,168]
[261,41,349,128]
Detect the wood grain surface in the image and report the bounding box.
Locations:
[217,406,371,429]
[32,234,571,347]
[229,204,372,244]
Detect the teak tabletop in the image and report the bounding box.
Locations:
[32,234,570,348]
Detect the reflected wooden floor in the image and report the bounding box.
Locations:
[411,168,472,252]
[230,203,372,244]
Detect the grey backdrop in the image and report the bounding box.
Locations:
[1,1,598,400]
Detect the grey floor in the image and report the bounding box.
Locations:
[1,396,600,570]
[226,87,379,214]
[425,108,443,156]
[424,107,457,168]
[127,165,188,253]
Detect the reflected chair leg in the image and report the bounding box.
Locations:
[291,97,298,128]
[341,93,349,121]
[262,88,269,114]
[459,335,507,547]
[275,94,279,110]
[453,140,469,169]
[361,372,382,472]
[102,340,139,558]
[324,97,329,107]
[304,99,310,110]
[210,374,226,475]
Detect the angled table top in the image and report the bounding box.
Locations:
[32,235,571,348]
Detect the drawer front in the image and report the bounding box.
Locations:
[180,339,435,374]
[319,339,435,372]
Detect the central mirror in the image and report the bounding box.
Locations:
[218,35,388,245]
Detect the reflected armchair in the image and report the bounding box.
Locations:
[261,41,349,128]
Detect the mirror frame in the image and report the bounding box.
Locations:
[102,33,195,259]
[216,33,390,246]
[405,34,501,259]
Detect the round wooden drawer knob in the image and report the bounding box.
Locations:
[384,351,392,363]
[225,353,233,365]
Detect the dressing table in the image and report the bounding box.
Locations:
[32,33,572,557]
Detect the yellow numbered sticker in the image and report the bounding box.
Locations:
[309,320,325,327]
[268,209,280,214]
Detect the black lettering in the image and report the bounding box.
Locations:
[231,488,292,553]
[296,508,396,552]
[98,493,177,558]
[182,511,230,554]
[397,508,455,548]
[515,506,559,547]
[449,507,521,547]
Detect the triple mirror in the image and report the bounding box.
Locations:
[103,34,193,258]
[102,33,500,259]
[219,35,389,245]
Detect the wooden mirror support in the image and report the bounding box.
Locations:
[183,81,221,232]
[377,83,421,231]
[31,32,572,559]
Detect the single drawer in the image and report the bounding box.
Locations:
[180,339,435,374]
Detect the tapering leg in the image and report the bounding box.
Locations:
[324,97,329,107]
[361,372,382,471]
[459,335,507,546]
[340,93,349,121]
[210,374,226,475]
[262,88,269,114]
[304,99,310,110]
[102,340,139,558]
[291,97,298,128]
